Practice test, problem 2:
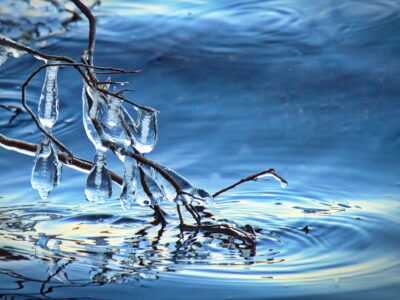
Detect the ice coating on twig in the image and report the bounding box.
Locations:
[141,163,214,206]
[31,135,62,199]
[122,107,158,154]
[119,156,138,210]
[140,163,177,202]
[82,83,113,202]
[136,165,165,206]
[190,188,214,206]
[100,93,131,150]
[85,151,112,202]
[38,65,59,129]
[159,164,193,192]
[82,84,107,152]
[0,35,23,66]
[255,172,288,188]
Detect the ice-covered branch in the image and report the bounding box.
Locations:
[0,133,285,202]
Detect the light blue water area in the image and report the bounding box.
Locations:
[0,0,399,299]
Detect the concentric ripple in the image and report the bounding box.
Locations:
[0,189,398,297]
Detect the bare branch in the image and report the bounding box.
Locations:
[212,169,287,197]
[0,133,122,185]
[70,0,96,62]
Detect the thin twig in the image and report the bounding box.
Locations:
[212,169,288,197]
[116,89,135,95]
[70,0,96,62]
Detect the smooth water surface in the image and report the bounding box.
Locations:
[0,0,399,299]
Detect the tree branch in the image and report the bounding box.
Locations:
[212,168,287,197]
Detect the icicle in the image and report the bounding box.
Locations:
[133,109,158,153]
[139,165,165,205]
[82,84,113,202]
[140,163,177,202]
[107,93,121,127]
[38,64,59,130]
[31,134,62,200]
[119,156,138,210]
[0,37,24,67]
[83,83,130,152]
[31,61,62,200]
[101,94,131,149]
[131,165,166,206]
[85,151,112,202]
[82,84,107,152]
[121,107,158,154]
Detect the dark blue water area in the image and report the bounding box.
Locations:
[0,0,400,299]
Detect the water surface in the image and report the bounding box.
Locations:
[0,0,399,299]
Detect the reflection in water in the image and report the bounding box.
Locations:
[0,206,258,297]
[0,193,398,298]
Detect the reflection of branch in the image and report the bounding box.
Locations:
[40,258,75,296]
[0,104,22,124]
[180,223,256,244]
[212,169,287,197]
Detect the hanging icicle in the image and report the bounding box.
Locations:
[122,106,158,154]
[82,83,112,202]
[31,64,62,199]
[31,135,62,200]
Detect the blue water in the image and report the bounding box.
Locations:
[0,0,399,299]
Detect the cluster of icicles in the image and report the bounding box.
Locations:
[30,64,214,209]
